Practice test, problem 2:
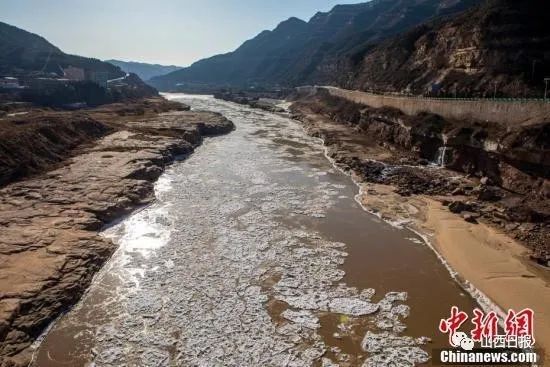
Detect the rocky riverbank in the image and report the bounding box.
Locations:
[0,99,190,186]
[0,102,234,366]
[290,90,549,265]
[213,90,287,113]
[289,91,550,360]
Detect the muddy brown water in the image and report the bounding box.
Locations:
[33,94,478,367]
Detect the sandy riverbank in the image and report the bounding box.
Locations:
[0,102,234,366]
[360,183,550,362]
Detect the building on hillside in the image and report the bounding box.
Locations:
[63,66,85,81]
[86,71,109,87]
[0,77,20,89]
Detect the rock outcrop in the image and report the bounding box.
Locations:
[0,99,186,186]
[213,91,287,113]
[0,108,234,366]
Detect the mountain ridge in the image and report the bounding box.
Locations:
[0,22,124,79]
[149,0,478,91]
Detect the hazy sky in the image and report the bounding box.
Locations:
[0,0,366,67]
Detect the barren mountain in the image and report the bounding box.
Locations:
[345,0,550,98]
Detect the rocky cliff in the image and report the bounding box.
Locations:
[346,0,550,98]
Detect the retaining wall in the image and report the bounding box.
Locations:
[297,86,550,125]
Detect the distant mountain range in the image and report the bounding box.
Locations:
[106,60,181,82]
[149,0,478,91]
[0,22,124,80]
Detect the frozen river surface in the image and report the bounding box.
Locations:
[35,94,475,367]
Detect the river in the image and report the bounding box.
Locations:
[33,94,477,366]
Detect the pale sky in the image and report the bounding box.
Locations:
[0,0,366,67]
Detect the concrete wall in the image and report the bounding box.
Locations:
[300,86,550,126]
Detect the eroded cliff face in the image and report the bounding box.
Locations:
[0,100,187,187]
[347,0,550,97]
[294,90,549,197]
[290,90,549,263]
